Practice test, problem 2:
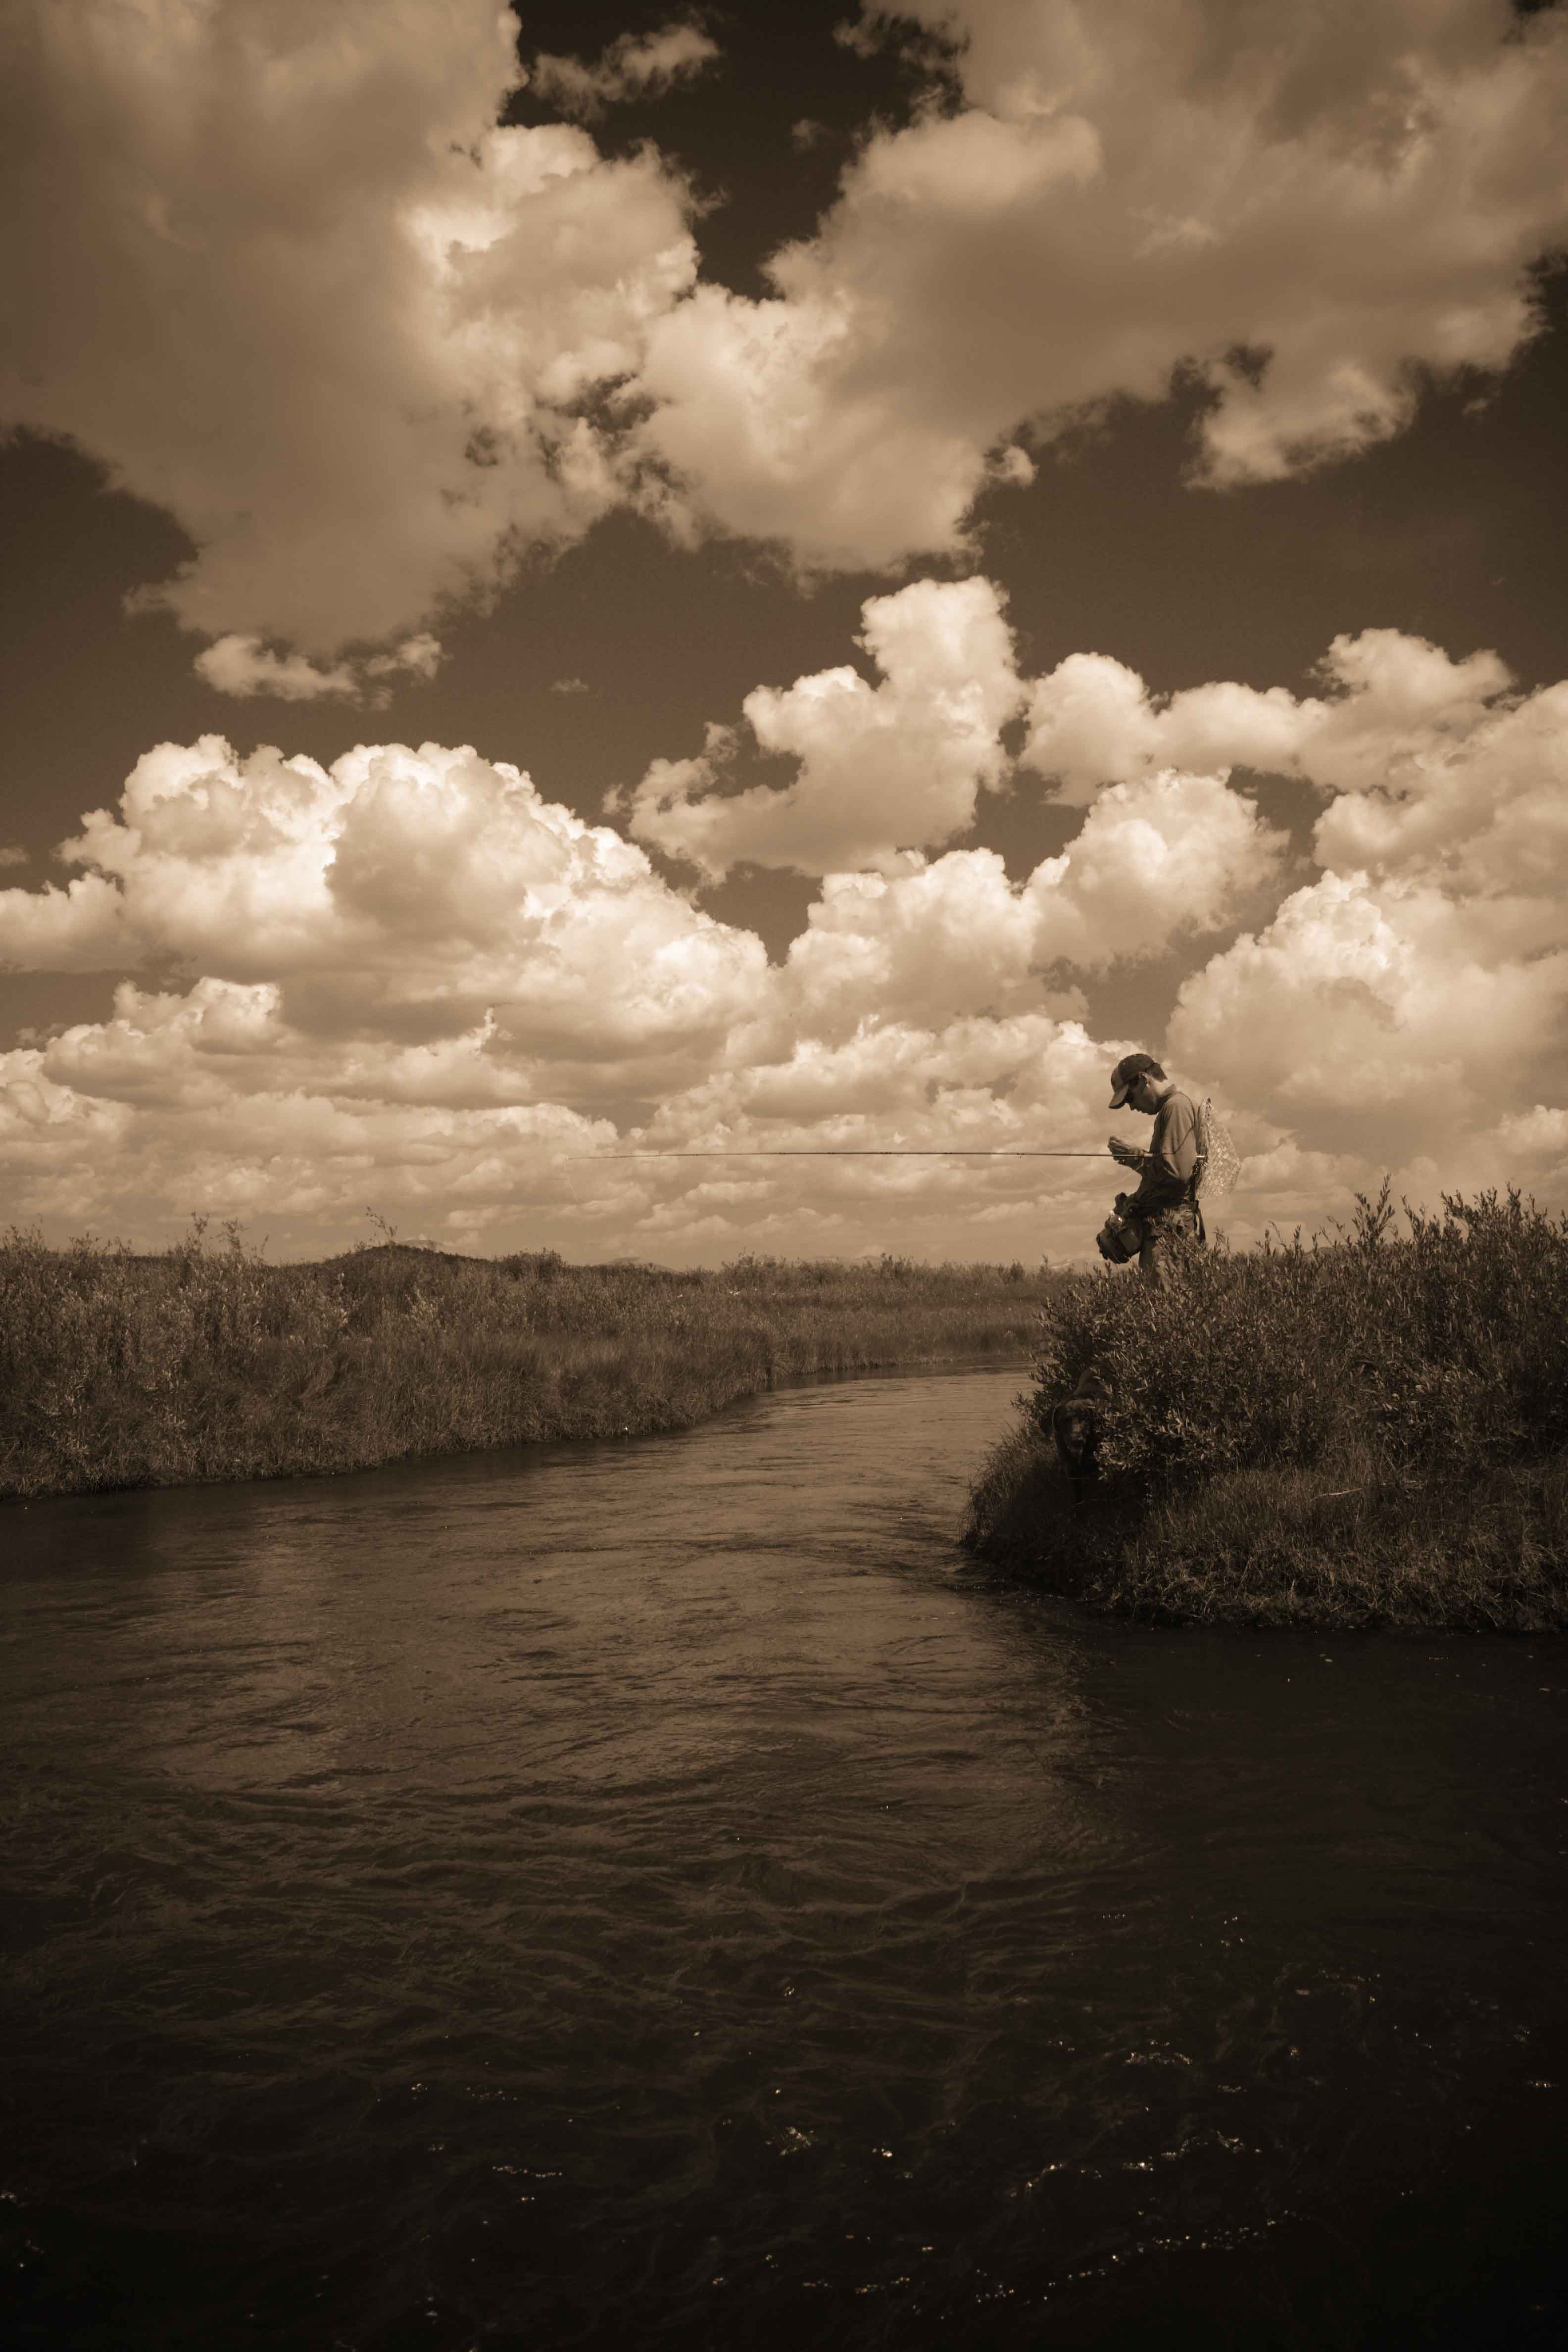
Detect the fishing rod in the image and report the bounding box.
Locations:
[579,1148,1114,1160]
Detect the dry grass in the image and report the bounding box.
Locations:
[0,1228,1057,1501]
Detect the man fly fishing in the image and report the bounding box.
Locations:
[584,1053,1236,1294]
[1054,1054,1234,1479]
[1097,1051,1205,1291]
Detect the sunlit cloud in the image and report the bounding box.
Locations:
[1,597,1561,1255]
[624,577,1024,876]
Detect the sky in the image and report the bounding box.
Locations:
[1,0,1566,1266]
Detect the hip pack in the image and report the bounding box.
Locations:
[1096,1209,1143,1263]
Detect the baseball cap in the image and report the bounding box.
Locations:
[1109,1051,1164,1108]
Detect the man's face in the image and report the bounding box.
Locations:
[1127,1073,1157,1114]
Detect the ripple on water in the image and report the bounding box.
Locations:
[3,1368,1568,2349]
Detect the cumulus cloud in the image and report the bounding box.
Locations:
[1022,652,1314,803]
[1122,624,1568,1183]
[1020,630,1515,806]
[769,771,1284,1041]
[528,24,720,117]
[0,0,697,657]
[0,695,1279,1253]
[637,0,1568,567]
[3,607,1564,1257]
[0,737,768,1087]
[625,576,1023,875]
[624,574,1288,918]
[0,871,126,972]
[1294,645,1568,921]
[1022,626,1568,939]
[586,755,1281,1247]
[645,608,1567,1248]
[1170,870,1568,1168]
[4,697,1281,1073]
[776,854,1051,1040]
[1027,770,1287,964]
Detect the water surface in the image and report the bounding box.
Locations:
[4,1369,1567,2348]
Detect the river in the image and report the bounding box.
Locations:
[3,1367,1567,2349]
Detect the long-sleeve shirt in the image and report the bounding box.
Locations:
[1124,1090,1200,1215]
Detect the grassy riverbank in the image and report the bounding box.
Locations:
[0,1230,1056,1501]
[964,1187,1568,1631]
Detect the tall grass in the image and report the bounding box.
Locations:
[0,1228,1055,1500]
[964,1187,1568,1630]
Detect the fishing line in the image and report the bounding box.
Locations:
[576,1101,1242,1196]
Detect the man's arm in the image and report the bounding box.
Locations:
[1123,1094,1198,1213]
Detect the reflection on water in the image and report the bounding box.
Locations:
[3,1369,1567,2349]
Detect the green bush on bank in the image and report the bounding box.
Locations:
[0,1228,1054,1501]
[964,1187,1568,1630]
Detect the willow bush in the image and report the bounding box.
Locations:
[1032,1185,1568,1487]
[966,1187,1568,1630]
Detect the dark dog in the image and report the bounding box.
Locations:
[1050,1368,1109,1488]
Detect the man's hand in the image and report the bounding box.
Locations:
[1108,1135,1142,1169]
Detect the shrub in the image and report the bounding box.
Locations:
[1029,1185,1568,1492]
[965,1187,1568,1629]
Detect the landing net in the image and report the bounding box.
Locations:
[1195,1098,1242,1199]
